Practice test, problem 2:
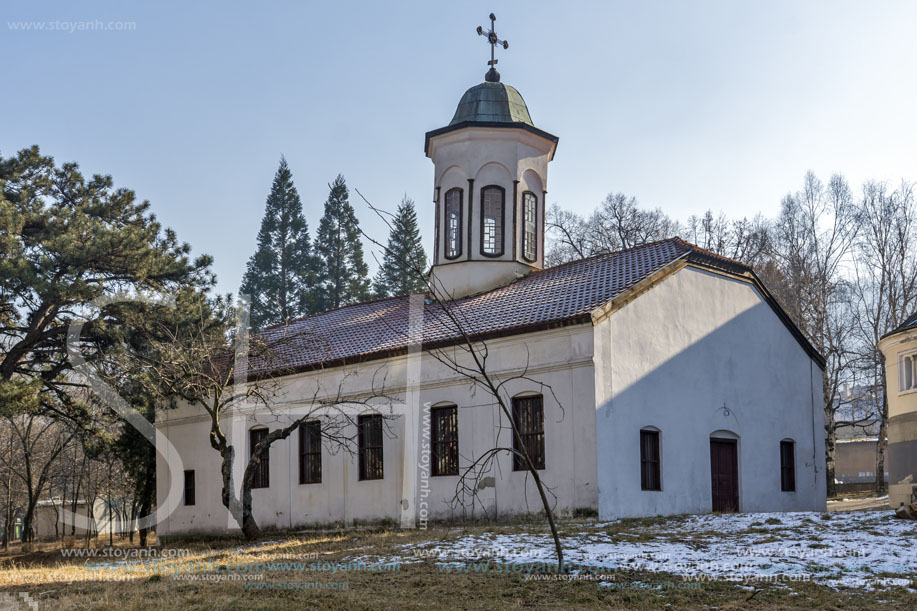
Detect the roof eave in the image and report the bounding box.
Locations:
[424,121,559,159]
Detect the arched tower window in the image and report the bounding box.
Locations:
[444,188,462,260]
[900,353,917,391]
[522,191,537,262]
[480,185,505,256]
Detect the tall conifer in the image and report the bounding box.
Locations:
[240,157,316,328]
[314,175,370,310]
[373,196,428,297]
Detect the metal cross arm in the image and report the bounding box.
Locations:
[476,12,509,67]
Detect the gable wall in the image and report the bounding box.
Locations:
[593,265,826,519]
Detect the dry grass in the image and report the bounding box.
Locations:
[0,520,912,610]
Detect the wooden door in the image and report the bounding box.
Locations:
[710,438,739,512]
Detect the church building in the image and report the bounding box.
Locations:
[156,22,827,535]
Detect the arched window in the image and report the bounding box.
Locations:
[431,404,458,476]
[902,353,916,391]
[511,394,544,470]
[358,414,383,480]
[249,427,270,489]
[522,191,537,262]
[780,439,796,492]
[480,185,505,256]
[298,420,321,485]
[639,427,661,491]
[444,188,462,260]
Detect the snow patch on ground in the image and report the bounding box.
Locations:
[390,511,916,591]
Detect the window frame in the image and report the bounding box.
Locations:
[444,188,463,260]
[183,470,196,506]
[358,414,384,481]
[511,394,545,471]
[479,185,506,258]
[900,352,917,393]
[780,439,796,492]
[640,429,662,491]
[298,420,322,485]
[249,428,270,489]
[431,405,459,476]
[522,191,538,262]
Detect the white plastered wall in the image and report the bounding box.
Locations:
[593,265,827,519]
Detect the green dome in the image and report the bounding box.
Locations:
[449,81,533,126]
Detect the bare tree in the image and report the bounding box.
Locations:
[851,180,917,494]
[139,296,390,539]
[0,425,26,549]
[358,190,567,572]
[546,194,678,265]
[0,414,74,543]
[769,172,859,497]
[548,196,769,269]
[684,211,772,266]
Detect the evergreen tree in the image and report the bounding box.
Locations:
[0,145,213,424]
[240,157,316,329]
[314,175,369,310]
[373,196,428,297]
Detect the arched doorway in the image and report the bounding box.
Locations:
[710,434,739,512]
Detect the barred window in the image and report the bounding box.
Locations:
[445,189,462,259]
[431,405,458,476]
[298,420,322,485]
[183,470,195,506]
[780,440,796,492]
[523,192,537,261]
[481,186,504,256]
[512,395,545,470]
[250,428,269,489]
[358,414,383,480]
[640,429,661,491]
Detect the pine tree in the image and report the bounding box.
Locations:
[240,157,316,329]
[314,175,370,310]
[373,196,428,297]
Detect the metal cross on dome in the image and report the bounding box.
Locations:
[476,13,508,71]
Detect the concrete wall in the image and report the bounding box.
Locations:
[593,265,826,519]
[156,325,598,536]
[879,326,917,508]
[834,438,882,486]
[33,500,117,540]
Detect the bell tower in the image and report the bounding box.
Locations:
[425,13,558,299]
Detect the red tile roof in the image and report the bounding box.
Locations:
[250,237,823,377]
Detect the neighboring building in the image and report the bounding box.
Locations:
[156,47,827,536]
[834,439,882,492]
[833,385,886,493]
[879,311,917,508]
[33,498,127,540]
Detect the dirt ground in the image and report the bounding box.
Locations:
[827,492,890,512]
[0,505,912,610]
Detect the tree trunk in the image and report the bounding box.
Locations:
[825,413,837,498]
[2,479,11,550]
[876,360,889,495]
[216,443,257,538]
[138,492,152,547]
[21,500,36,544]
[876,410,889,495]
[213,415,308,540]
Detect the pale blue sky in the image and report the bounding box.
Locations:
[3,1,916,296]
